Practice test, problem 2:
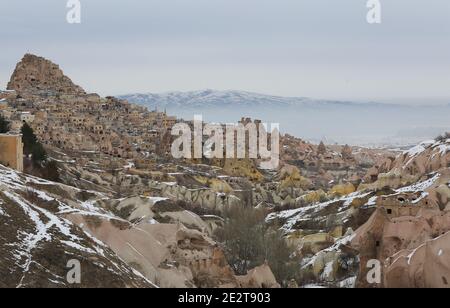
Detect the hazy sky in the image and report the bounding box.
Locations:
[0,0,449,103]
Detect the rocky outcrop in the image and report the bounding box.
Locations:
[268,137,450,288]
[277,164,313,191]
[317,141,327,155]
[0,163,281,288]
[236,264,280,288]
[383,231,450,288]
[363,138,450,189]
[0,166,153,288]
[266,189,376,287]
[352,197,450,288]
[7,54,85,95]
[222,159,264,182]
[341,144,354,161]
[66,213,237,288]
[280,134,383,191]
[394,139,450,177]
[10,53,450,289]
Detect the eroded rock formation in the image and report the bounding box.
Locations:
[7,54,85,95]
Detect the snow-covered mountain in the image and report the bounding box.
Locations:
[118,90,385,109]
[118,90,450,147]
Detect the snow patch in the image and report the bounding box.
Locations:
[145,197,168,204]
[61,240,96,254]
[397,173,440,193]
[338,276,357,288]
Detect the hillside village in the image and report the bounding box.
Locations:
[0,54,449,288]
[2,54,178,159]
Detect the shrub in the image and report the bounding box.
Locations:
[21,123,38,156]
[31,143,48,164]
[436,132,450,142]
[84,215,103,229]
[215,205,298,285]
[0,114,10,133]
[152,200,184,213]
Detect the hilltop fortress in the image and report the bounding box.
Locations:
[2,54,178,161]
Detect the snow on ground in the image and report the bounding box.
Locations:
[1,189,99,287]
[300,232,356,273]
[124,161,135,169]
[404,138,449,159]
[267,162,442,234]
[321,261,334,280]
[338,276,357,288]
[0,165,87,195]
[403,142,430,157]
[144,196,169,204]
[1,166,123,269]
[396,173,440,193]
[266,191,371,232]
[60,240,96,254]
[403,138,449,168]
[0,200,9,217]
[437,143,450,155]
[391,230,450,268]
[57,207,125,221]
[302,284,327,288]
[0,162,157,287]
[366,196,378,206]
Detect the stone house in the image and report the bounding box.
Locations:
[0,100,7,110]
[20,111,35,124]
[0,134,24,172]
[0,108,13,119]
[9,120,23,133]
[163,116,177,129]
[377,192,438,218]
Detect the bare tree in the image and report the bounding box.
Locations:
[215,205,297,285]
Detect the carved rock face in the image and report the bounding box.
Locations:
[7,54,85,95]
[352,206,450,288]
[384,232,450,288]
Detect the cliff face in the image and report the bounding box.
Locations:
[4,53,448,288]
[0,164,278,288]
[362,137,450,190]
[352,137,450,288]
[7,54,85,95]
[268,137,450,288]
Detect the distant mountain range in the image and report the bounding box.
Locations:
[118,90,392,109]
[118,90,450,147]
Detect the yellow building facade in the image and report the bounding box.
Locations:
[0,134,24,172]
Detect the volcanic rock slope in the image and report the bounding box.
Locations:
[268,137,450,288]
[0,165,154,288]
[2,53,449,288]
[7,54,85,95]
[1,54,281,288]
[0,164,280,288]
